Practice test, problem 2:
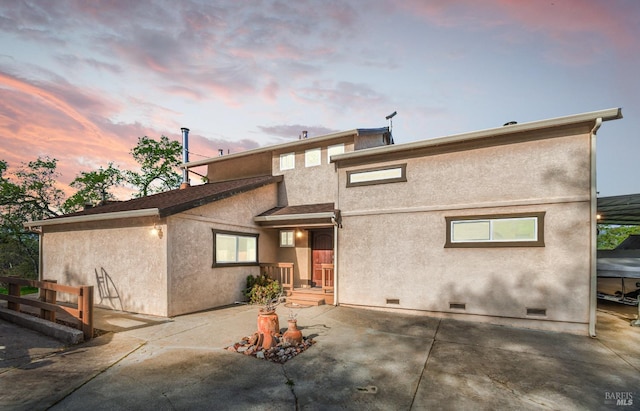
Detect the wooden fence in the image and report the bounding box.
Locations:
[0,276,94,340]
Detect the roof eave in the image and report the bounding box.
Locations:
[158,175,283,217]
[183,128,385,169]
[24,208,160,228]
[254,211,336,223]
[331,108,623,163]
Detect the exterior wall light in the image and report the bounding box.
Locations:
[151,225,163,239]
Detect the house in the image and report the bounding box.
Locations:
[25,108,623,335]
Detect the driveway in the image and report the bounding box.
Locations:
[1,303,638,410]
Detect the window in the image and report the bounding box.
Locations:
[305,148,321,167]
[280,152,295,171]
[280,230,294,247]
[445,212,545,248]
[346,164,407,187]
[327,144,345,162]
[213,230,258,266]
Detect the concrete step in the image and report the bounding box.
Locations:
[286,294,327,306]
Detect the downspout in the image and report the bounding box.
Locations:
[589,117,602,338]
[333,219,339,306]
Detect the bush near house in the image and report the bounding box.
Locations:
[244,274,282,311]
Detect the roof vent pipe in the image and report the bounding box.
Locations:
[180,127,190,189]
[385,111,397,145]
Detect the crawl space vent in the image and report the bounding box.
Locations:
[449,303,466,310]
[526,308,547,316]
[386,298,400,305]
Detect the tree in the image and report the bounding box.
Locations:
[126,135,182,197]
[62,163,124,213]
[597,224,640,250]
[0,157,64,278]
[0,136,183,278]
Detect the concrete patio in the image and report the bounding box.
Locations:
[1,302,638,410]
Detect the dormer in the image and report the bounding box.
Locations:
[183,127,391,185]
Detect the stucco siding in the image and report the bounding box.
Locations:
[336,132,593,329]
[41,217,168,316]
[273,141,353,206]
[338,133,590,211]
[338,202,590,324]
[270,229,312,287]
[167,184,278,316]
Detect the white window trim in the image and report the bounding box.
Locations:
[280,152,295,171]
[280,230,294,247]
[305,148,321,167]
[327,143,345,162]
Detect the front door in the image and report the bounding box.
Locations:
[312,229,334,287]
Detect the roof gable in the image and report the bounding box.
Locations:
[27,175,282,227]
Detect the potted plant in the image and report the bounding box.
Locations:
[282,310,303,345]
[245,274,283,348]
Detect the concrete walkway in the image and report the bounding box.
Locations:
[1,303,639,410]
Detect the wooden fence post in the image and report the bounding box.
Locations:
[7,282,20,312]
[80,286,94,340]
[40,279,57,322]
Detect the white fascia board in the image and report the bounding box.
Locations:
[331,108,623,163]
[24,208,160,227]
[254,212,335,223]
[183,129,361,169]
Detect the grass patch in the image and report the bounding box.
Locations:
[0,286,39,295]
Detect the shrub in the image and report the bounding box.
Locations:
[245,274,282,311]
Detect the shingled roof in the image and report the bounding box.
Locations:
[27,175,282,226]
[254,202,338,227]
[256,203,336,217]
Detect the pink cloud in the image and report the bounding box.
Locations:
[0,64,268,200]
[400,0,639,63]
[0,71,148,190]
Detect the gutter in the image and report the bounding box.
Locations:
[254,212,335,223]
[331,108,622,164]
[24,208,160,228]
[182,128,366,169]
[589,118,603,338]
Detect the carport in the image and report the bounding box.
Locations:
[596,194,640,323]
[597,193,640,225]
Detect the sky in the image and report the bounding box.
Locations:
[0,0,638,199]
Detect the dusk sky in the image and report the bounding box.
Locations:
[0,0,638,199]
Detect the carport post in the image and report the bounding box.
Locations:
[589,118,602,337]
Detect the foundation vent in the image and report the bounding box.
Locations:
[386,298,400,305]
[449,303,466,310]
[526,308,547,316]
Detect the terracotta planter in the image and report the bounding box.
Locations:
[282,319,303,345]
[257,310,280,336]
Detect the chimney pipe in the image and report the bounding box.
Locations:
[180,127,190,189]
